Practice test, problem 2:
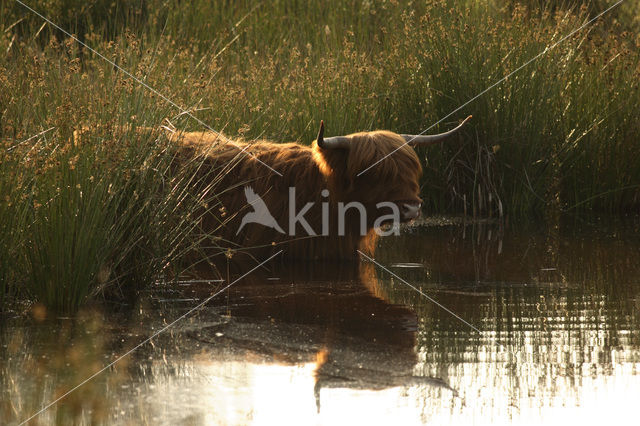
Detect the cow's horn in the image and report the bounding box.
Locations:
[316,120,350,150]
[402,115,472,146]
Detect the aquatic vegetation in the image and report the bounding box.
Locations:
[1,0,639,311]
[0,41,226,312]
[0,152,28,309]
[1,123,224,312]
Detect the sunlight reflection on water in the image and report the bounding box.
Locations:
[2,218,640,425]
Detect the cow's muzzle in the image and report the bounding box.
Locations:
[400,201,421,222]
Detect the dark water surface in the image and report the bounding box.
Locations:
[2,218,640,425]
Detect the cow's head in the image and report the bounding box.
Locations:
[313,117,471,227]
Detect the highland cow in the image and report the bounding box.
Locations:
[168,117,470,261]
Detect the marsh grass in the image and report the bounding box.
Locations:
[0,153,28,309]
[3,122,227,313]
[1,0,639,311]
[0,37,229,312]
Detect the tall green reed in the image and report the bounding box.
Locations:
[0,150,28,311]
[2,0,639,310]
[1,24,228,312]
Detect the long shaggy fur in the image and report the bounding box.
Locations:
[169,127,423,261]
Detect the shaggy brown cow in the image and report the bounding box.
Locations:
[168,117,470,261]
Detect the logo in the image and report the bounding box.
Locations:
[236,187,285,235]
[237,186,402,237]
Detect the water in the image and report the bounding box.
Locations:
[2,217,640,425]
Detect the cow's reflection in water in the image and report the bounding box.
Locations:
[182,261,454,409]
